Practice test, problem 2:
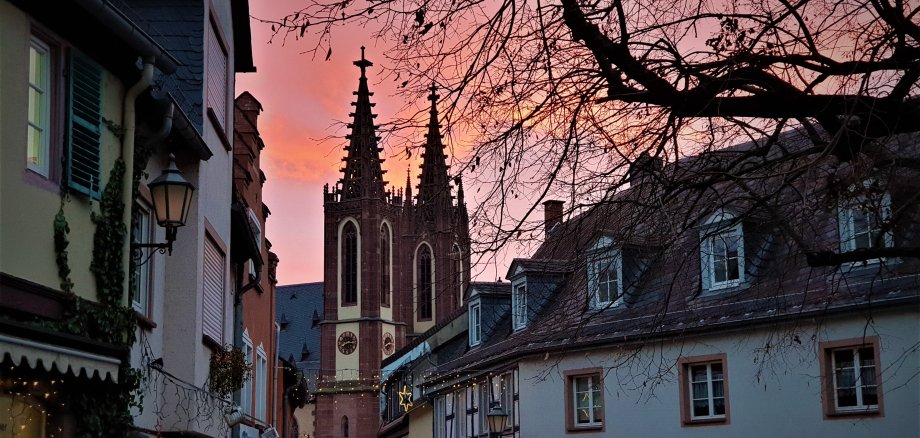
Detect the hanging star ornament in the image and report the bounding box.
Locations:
[398,385,414,412]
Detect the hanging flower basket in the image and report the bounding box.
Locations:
[209,344,251,397]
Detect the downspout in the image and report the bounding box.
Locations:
[120,58,156,306]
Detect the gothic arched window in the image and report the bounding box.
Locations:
[417,244,433,320]
[380,223,391,306]
[452,244,463,307]
[342,416,349,438]
[342,222,358,305]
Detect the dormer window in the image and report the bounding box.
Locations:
[588,238,623,309]
[838,181,892,255]
[512,282,527,330]
[700,212,745,291]
[469,300,482,346]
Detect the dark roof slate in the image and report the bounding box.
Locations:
[276,282,324,375]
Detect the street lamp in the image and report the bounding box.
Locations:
[486,402,508,438]
[133,153,195,259]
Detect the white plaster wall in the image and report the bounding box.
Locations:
[517,309,919,438]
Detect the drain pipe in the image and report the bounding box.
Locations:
[120,58,156,306]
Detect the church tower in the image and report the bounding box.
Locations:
[400,84,471,335]
[317,48,403,438]
[317,50,471,438]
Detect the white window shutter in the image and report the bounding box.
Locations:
[202,237,225,342]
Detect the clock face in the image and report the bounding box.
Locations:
[337,331,357,355]
[383,332,395,356]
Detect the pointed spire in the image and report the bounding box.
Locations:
[416,83,452,219]
[339,47,386,199]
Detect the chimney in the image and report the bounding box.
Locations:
[543,200,564,236]
[628,152,663,186]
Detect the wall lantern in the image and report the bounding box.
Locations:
[486,402,508,438]
[133,153,194,260]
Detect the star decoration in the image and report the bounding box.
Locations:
[398,385,414,412]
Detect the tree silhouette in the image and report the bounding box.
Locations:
[263,0,920,269]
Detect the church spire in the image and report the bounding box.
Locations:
[340,47,385,199]
[416,84,451,218]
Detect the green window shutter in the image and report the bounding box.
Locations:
[65,51,103,199]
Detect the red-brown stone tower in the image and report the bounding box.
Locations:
[316,49,469,438]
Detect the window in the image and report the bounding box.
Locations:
[820,337,883,417]
[588,249,623,308]
[27,36,52,177]
[465,383,481,437]
[453,244,463,307]
[342,416,349,438]
[255,345,267,420]
[512,283,527,330]
[838,182,892,256]
[469,301,481,346]
[417,244,433,320]
[700,215,745,291]
[341,221,358,306]
[248,209,262,278]
[207,18,229,130]
[241,331,253,415]
[434,394,463,438]
[564,369,604,431]
[380,223,391,306]
[202,233,226,343]
[678,354,729,425]
[131,203,154,316]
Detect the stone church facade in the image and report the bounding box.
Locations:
[315,48,471,438]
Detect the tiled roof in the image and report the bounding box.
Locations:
[116,0,206,132]
[468,281,511,296]
[276,282,323,376]
[425,129,920,383]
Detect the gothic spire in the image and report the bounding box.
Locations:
[340,47,385,199]
[416,84,451,216]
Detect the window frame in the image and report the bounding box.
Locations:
[819,337,884,419]
[247,208,262,279]
[563,368,605,433]
[27,35,53,178]
[512,281,528,330]
[587,247,624,309]
[206,14,230,134]
[131,200,155,318]
[416,242,434,321]
[255,344,268,420]
[468,300,482,347]
[837,182,893,260]
[339,219,360,307]
[201,225,227,345]
[700,214,745,292]
[240,330,253,416]
[380,222,392,307]
[678,353,730,426]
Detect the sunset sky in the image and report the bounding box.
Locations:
[237,1,472,286]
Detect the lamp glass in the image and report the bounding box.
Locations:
[487,405,508,434]
[148,154,195,229]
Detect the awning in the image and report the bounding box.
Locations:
[0,333,119,382]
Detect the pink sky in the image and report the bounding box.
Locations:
[237,2,450,285]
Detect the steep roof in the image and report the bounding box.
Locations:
[276,282,324,376]
[425,129,920,383]
[416,84,453,217]
[339,47,386,199]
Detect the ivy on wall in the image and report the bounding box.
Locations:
[50,146,154,436]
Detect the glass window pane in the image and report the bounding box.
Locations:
[837,388,857,407]
[727,256,739,280]
[834,350,855,369]
[836,368,855,388]
[710,363,723,379]
[862,385,878,406]
[692,382,708,399]
[713,397,725,415]
[576,408,590,424]
[712,380,724,398]
[691,365,708,383]
[693,400,709,417]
